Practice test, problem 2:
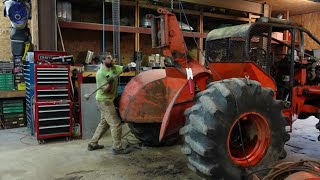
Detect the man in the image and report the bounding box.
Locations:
[88,52,130,154]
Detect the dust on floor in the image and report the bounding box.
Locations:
[0,117,319,180]
[0,126,200,180]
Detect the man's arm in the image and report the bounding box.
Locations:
[96,70,112,94]
[102,83,112,93]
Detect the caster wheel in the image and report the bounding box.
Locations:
[38,139,45,144]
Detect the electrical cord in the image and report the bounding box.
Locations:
[246,160,320,180]
[0,127,34,146]
[178,0,224,82]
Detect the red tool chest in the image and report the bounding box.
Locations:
[33,61,72,143]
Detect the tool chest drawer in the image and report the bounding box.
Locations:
[35,87,69,101]
[35,102,72,139]
[35,66,69,86]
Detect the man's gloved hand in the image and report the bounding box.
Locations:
[122,65,130,72]
[122,62,136,72]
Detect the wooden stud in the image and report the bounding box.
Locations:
[38,0,57,50]
[263,3,270,17]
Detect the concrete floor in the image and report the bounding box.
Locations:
[0,117,319,180]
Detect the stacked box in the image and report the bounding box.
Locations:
[0,99,25,129]
[0,101,2,114]
[0,73,14,91]
[15,74,25,90]
[14,58,25,90]
[0,62,14,73]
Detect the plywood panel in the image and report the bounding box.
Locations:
[58,30,135,65]
[291,13,320,50]
[57,29,102,62]
[139,34,158,66]
[120,33,135,65]
[0,3,12,61]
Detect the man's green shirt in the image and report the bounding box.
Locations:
[95,65,123,102]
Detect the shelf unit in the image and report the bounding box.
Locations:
[58,0,267,65]
[59,21,207,38]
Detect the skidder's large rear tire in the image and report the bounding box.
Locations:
[128,123,180,146]
[180,78,288,180]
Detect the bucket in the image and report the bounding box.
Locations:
[72,123,81,137]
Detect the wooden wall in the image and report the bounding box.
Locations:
[291,13,320,50]
[0,3,12,61]
[58,30,136,65]
[58,5,136,65]
[139,34,158,66]
[58,29,102,62]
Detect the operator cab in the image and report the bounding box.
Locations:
[205,17,320,104]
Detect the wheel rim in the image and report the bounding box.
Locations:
[227,112,270,167]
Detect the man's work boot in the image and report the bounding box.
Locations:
[112,148,131,155]
[88,144,104,151]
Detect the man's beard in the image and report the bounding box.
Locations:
[105,63,113,68]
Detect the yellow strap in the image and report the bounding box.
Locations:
[22,43,31,60]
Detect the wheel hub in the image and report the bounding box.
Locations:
[227,112,270,167]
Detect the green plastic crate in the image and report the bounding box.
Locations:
[3,113,24,119]
[3,107,24,113]
[0,87,14,91]
[2,100,23,104]
[0,84,14,88]
[0,75,13,80]
[2,104,23,107]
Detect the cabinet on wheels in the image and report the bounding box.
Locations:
[34,64,72,142]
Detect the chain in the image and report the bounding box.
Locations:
[112,0,121,64]
[171,0,174,10]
